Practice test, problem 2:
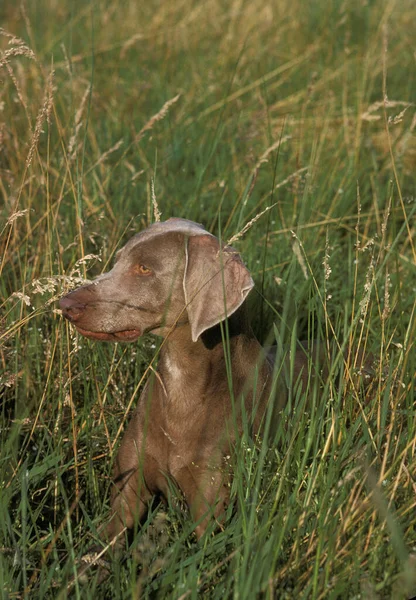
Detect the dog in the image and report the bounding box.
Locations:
[60,218,333,546]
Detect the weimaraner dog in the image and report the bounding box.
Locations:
[60,218,321,545]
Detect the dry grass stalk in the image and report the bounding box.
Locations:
[323,230,332,281]
[3,61,31,126]
[253,135,291,172]
[133,94,181,145]
[68,84,92,161]
[227,202,277,246]
[25,68,55,170]
[9,292,31,306]
[120,32,144,59]
[273,166,308,191]
[6,208,30,225]
[388,106,410,125]
[381,195,391,239]
[0,44,36,68]
[359,257,375,319]
[0,28,27,46]
[91,139,124,170]
[242,136,292,209]
[20,2,34,49]
[290,231,308,280]
[60,42,72,76]
[382,269,391,322]
[151,178,161,222]
[361,100,411,122]
[0,33,36,123]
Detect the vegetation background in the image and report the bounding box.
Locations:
[0,0,415,597]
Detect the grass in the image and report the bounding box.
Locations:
[0,0,415,597]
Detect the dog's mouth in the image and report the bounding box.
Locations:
[74,326,141,342]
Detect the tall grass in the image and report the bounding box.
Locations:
[1,0,415,598]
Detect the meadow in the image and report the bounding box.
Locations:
[0,0,415,597]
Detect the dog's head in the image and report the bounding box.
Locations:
[60,218,254,342]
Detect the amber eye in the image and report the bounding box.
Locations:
[133,264,152,276]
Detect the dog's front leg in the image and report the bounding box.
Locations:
[175,464,230,539]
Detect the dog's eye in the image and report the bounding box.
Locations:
[133,264,152,276]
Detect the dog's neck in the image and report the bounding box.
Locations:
[158,304,258,401]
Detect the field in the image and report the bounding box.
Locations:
[1,0,415,598]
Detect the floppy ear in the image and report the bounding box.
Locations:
[184,235,254,342]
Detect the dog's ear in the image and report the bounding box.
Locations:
[183,235,254,342]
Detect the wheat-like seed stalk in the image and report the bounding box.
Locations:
[3,62,30,127]
[0,28,27,46]
[68,84,92,160]
[290,230,308,280]
[0,44,36,69]
[91,139,124,170]
[361,99,411,122]
[273,166,309,191]
[382,269,391,322]
[6,208,30,225]
[323,230,332,281]
[381,195,391,239]
[25,68,54,170]
[133,94,181,144]
[227,203,277,246]
[253,135,291,172]
[151,178,161,222]
[359,257,375,318]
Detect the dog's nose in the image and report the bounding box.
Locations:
[59,296,86,322]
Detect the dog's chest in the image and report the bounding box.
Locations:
[150,352,238,475]
[162,353,182,383]
[154,390,230,476]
